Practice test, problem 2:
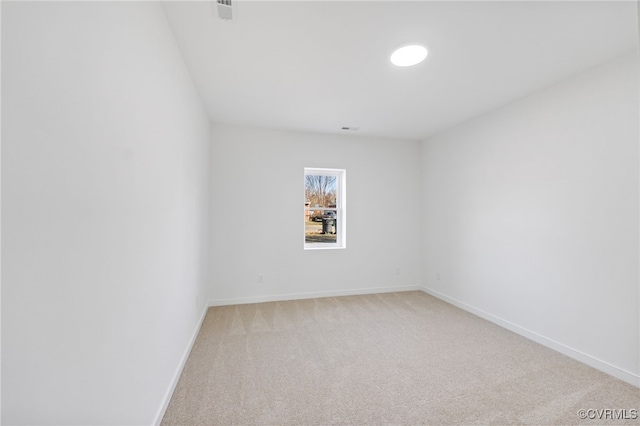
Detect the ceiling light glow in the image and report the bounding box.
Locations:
[390,44,428,67]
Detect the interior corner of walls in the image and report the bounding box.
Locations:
[154,303,209,426]
[637,0,640,44]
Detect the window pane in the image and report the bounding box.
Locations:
[305,175,337,208]
[305,214,338,244]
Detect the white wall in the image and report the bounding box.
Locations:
[2,2,210,424]
[421,53,639,383]
[210,124,421,303]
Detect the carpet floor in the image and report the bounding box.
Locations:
[162,291,639,425]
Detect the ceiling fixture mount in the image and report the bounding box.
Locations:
[390,44,428,67]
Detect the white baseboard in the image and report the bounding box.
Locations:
[419,285,640,388]
[153,304,209,426]
[208,285,421,307]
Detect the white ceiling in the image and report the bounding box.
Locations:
[162,1,638,141]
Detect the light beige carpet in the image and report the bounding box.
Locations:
[162,291,639,425]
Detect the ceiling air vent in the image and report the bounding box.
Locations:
[216,0,234,20]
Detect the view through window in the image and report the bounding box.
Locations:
[304,168,345,249]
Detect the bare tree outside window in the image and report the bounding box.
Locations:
[305,175,336,208]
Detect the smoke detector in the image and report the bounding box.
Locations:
[216,0,234,20]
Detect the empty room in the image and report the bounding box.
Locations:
[2,0,639,424]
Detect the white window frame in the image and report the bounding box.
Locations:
[304,168,346,250]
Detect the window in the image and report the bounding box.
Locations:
[304,168,346,249]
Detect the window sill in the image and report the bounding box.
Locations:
[304,244,346,250]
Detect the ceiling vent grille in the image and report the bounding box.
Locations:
[216,0,234,21]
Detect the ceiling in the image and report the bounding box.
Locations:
[162,1,638,141]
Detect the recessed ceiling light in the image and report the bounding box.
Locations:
[390,44,428,67]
